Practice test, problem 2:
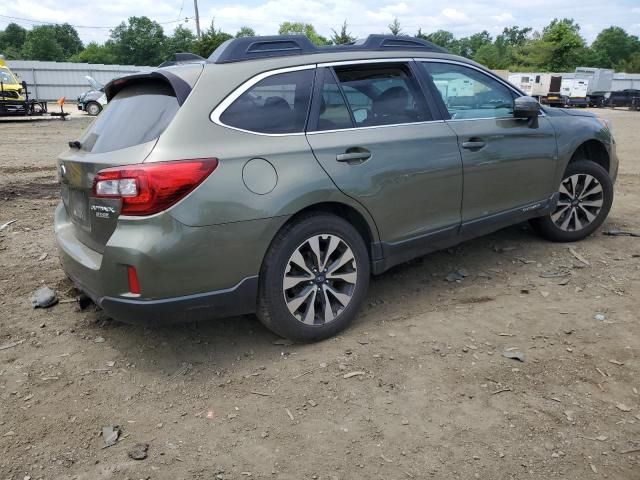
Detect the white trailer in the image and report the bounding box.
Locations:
[508,73,554,99]
[559,77,589,106]
[508,73,534,95]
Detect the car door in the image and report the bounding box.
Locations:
[305,62,462,258]
[418,61,558,227]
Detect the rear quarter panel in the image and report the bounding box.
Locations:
[147,64,381,240]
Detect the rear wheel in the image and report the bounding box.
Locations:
[257,214,370,342]
[86,101,102,116]
[530,160,613,242]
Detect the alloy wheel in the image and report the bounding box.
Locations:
[87,103,100,116]
[551,173,604,232]
[282,234,358,325]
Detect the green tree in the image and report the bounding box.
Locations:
[236,26,256,38]
[21,26,65,61]
[278,22,330,46]
[591,26,640,69]
[420,30,457,50]
[456,31,492,58]
[388,18,402,36]
[473,43,502,69]
[618,52,640,73]
[53,23,83,58]
[69,41,117,64]
[193,21,233,57]
[331,21,355,45]
[110,16,166,65]
[0,23,27,59]
[497,26,532,47]
[539,18,586,71]
[164,25,196,58]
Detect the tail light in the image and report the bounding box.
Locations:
[92,158,218,216]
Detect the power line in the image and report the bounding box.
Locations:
[0,13,195,30]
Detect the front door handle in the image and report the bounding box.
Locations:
[336,148,371,164]
[461,140,486,150]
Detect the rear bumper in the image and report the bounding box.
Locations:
[54,202,283,324]
[77,274,258,325]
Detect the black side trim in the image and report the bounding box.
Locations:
[98,276,259,326]
[458,193,557,238]
[374,225,459,274]
[372,194,558,274]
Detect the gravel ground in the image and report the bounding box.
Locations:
[1,108,639,480]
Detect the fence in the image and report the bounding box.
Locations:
[5,60,154,101]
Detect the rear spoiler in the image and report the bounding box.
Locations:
[104,70,193,105]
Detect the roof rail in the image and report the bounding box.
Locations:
[159,52,206,68]
[208,34,448,64]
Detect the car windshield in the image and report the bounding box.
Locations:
[0,68,17,84]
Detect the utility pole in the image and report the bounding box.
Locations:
[193,0,201,39]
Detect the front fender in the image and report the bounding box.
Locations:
[545,111,615,186]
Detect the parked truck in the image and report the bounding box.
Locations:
[573,67,614,107]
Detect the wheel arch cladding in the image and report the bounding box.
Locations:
[274,202,379,263]
[570,140,610,173]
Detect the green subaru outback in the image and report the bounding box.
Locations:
[55,35,617,341]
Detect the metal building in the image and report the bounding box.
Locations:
[5,60,154,101]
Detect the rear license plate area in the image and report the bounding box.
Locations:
[69,189,90,227]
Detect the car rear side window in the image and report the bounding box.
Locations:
[315,70,354,131]
[332,63,430,127]
[420,62,515,120]
[80,80,179,154]
[220,69,314,134]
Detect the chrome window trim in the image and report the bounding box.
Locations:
[210,64,315,137]
[415,58,546,120]
[307,119,446,135]
[212,58,428,136]
[210,57,546,137]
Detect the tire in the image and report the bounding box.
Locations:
[530,160,613,242]
[86,101,102,116]
[257,214,370,342]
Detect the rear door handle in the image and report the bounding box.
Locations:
[461,140,486,150]
[336,148,371,164]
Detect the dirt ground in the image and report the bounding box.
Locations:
[1,109,639,480]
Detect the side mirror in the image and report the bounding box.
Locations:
[513,96,540,118]
[21,80,27,89]
[513,96,540,128]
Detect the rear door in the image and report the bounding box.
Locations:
[306,61,462,250]
[418,61,557,226]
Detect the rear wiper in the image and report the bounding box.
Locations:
[68,140,82,149]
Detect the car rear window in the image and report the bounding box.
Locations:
[219,69,314,134]
[80,80,179,153]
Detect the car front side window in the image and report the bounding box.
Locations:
[420,62,515,120]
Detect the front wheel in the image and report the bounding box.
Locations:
[257,214,370,342]
[530,160,613,242]
[85,101,102,116]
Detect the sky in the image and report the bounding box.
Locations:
[1,0,639,45]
